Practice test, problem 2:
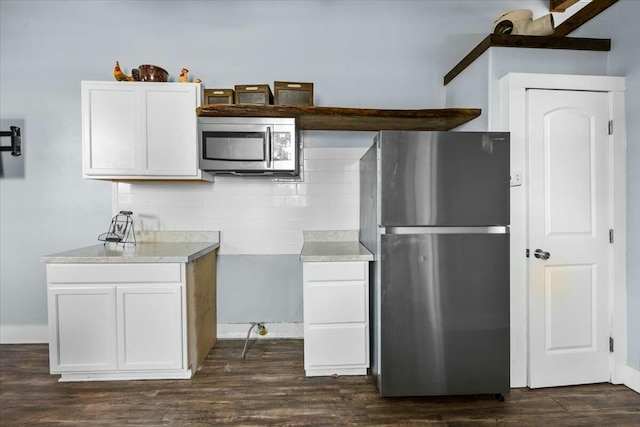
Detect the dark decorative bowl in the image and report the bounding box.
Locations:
[138,64,169,82]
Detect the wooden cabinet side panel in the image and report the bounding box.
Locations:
[186,249,218,371]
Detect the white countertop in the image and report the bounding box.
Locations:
[41,231,220,264]
[300,230,373,262]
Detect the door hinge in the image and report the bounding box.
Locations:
[610,337,614,353]
[609,229,614,244]
[608,120,614,135]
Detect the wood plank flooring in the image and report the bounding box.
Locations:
[1,340,639,426]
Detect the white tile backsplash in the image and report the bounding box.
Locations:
[284,195,310,207]
[115,147,368,255]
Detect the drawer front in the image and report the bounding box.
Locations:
[304,262,365,282]
[304,281,366,323]
[47,263,182,284]
[304,324,368,368]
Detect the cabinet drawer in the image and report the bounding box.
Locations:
[304,281,366,323]
[304,324,368,367]
[47,263,182,284]
[304,262,365,281]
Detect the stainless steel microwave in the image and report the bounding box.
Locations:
[198,117,299,176]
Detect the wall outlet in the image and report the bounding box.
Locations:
[510,171,522,187]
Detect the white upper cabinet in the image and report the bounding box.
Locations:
[82,81,213,181]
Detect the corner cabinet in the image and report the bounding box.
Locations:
[302,261,369,377]
[81,81,212,181]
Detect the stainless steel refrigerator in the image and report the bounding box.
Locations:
[360,131,510,398]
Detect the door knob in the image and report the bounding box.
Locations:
[534,249,550,260]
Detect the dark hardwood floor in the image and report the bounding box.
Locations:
[1,340,639,426]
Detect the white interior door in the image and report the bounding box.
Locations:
[527,89,611,388]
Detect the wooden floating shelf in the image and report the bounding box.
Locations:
[553,0,619,37]
[444,34,611,86]
[550,0,580,12]
[196,104,481,131]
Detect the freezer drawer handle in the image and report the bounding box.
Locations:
[534,249,550,260]
[0,126,21,157]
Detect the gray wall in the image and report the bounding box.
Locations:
[217,255,302,323]
[0,0,638,369]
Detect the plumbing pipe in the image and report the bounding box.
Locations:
[493,9,555,36]
[522,14,555,36]
[241,322,268,359]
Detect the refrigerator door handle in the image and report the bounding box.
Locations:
[385,226,509,235]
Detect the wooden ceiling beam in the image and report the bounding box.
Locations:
[553,0,620,37]
[550,0,580,12]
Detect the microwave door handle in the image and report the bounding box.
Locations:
[266,126,272,168]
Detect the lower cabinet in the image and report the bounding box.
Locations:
[46,260,216,381]
[302,261,370,376]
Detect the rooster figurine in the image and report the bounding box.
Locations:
[179,68,189,83]
[113,61,134,82]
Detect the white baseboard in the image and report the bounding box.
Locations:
[622,365,640,394]
[217,322,303,339]
[0,323,303,344]
[1,322,636,393]
[0,325,49,344]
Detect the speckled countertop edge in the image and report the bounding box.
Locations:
[41,231,220,264]
[300,230,373,262]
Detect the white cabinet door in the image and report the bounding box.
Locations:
[48,286,118,373]
[82,83,141,175]
[144,86,199,176]
[116,284,184,371]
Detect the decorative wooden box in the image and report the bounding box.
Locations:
[203,89,235,105]
[234,84,274,105]
[274,81,314,106]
